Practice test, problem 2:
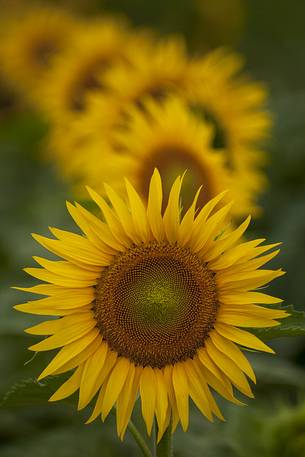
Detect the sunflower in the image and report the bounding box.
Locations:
[15,170,287,440]
[62,97,257,218]
[39,18,142,123]
[0,5,80,101]
[49,45,269,215]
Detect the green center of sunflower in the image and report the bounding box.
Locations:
[125,265,189,327]
[94,242,218,368]
[139,145,215,210]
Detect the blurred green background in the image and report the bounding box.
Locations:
[1,0,305,456]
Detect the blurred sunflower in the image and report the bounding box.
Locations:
[39,18,144,123]
[185,49,271,216]
[59,97,258,218]
[15,170,287,440]
[0,5,80,101]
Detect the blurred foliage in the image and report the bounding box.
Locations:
[0,0,305,456]
[94,0,246,51]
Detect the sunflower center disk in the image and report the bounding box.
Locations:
[94,242,218,368]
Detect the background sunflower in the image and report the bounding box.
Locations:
[0,0,305,456]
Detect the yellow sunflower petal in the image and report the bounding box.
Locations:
[205,215,251,262]
[208,238,265,270]
[78,342,108,410]
[23,267,98,288]
[218,291,282,305]
[125,179,150,243]
[147,169,164,241]
[104,183,138,242]
[184,359,213,421]
[29,316,96,352]
[16,289,94,312]
[33,257,101,280]
[32,233,106,269]
[239,242,282,263]
[214,323,274,353]
[209,331,256,382]
[86,186,132,248]
[25,314,89,336]
[101,357,130,420]
[172,362,189,431]
[205,339,254,398]
[12,284,88,296]
[74,203,125,252]
[191,190,228,237]
[38,331,101,380]
[163,175,182,243]
[118,366,142,440]
[86,382,108,425]
[178,187,202,246]
[155,369,169,440]
[191,357,225,420]
[218,312,280,328]
[66,201,115,254]
[217,269,285,292]
[82,349,118,409]
[14,302,92,317]
[49,364,84,402]
[197,347,230,387]
[223,304,288,319]
[116,362,136,438]
[85,350,119,424]
[49,227,110,264]
[140,366,157,435]
[191,202,233,254]
[197,361,244,406]
[163,365,180,433]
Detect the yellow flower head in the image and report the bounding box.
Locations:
[15,170,287,440]
[39,18,142,123]
[47,44,269,216]
[0,5,80,99]
[50,97,258,218]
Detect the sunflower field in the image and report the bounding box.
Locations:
[0,1,305,456]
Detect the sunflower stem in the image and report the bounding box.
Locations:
[156,425,173,457]
[127,420,153,457]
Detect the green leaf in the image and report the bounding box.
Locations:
[253,305,305,340]
[0,376,70,408]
